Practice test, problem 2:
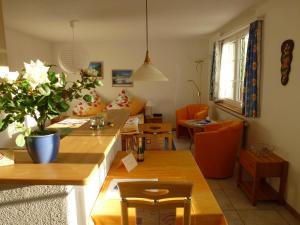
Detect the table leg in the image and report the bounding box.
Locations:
[187,128,194,150]
[167,133,172,150]
[251,175,260,206]
[278,162,288,204]
[237,162,242,187]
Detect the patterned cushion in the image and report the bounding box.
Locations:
[73,90,106,116]
[106,89,131,110]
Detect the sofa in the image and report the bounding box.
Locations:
[194,120,243,178]
[72,89,146,117]
[176,104,209,138]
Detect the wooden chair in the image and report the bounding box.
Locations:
[118,181,193,225]
[138,123,173,150]
[138,132,172,150]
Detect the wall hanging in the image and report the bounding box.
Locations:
[280,39,294,85]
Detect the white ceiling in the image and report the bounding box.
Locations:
[2,0,262,42]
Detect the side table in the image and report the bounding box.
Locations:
[145,114,163,123]
[237,150,288,205]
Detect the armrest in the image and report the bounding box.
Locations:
[194,109,208,120]
[203,123,224,132]
[176,107,188,121]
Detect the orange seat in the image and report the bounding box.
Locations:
[194,120,243,178]
[176,104,209,138]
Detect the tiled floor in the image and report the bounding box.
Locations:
[173,133,300,225]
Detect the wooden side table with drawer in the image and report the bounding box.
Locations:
[237,150,288,206]
[145,114,163,123]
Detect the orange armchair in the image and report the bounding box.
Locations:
[176,104,209,138]
[194,120,243,178]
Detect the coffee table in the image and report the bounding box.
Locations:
[182,119,214,149]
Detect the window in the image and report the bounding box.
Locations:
[217,30,249,108]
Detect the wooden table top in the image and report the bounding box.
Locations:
[241,149,287,164]
[0,110,129,185]
[69,109,129,136]
[91,151,227,225]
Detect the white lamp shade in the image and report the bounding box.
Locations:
[132,63,168,81]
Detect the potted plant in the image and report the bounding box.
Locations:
[0,60,102,163]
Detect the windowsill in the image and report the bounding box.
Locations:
[214,100,243,115]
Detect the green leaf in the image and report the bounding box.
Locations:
[15,134,26,147]
[38,84,51,96]
[48,71,58,83]
[83,95,94,103]
[24,127,32,136]
[58,101,69,112]
[53,94,62,103]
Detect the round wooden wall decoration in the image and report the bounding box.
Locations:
[280,39,294,85]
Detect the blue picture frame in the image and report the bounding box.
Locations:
[88,61,103,79]
[112,69,133,87]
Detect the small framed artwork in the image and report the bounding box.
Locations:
[88,61,104,79]
[112,69,133,87]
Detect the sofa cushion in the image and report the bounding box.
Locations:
[73,90,107,116]
[106,89,131,110]
[128,99,146,116]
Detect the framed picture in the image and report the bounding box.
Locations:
[112,69,133,87]
[88,61,103,79]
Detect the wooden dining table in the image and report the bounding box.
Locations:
[91,151,227,225]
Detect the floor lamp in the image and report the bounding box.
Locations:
[187,80,201,104]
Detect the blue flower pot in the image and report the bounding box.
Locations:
[25,132,60,164]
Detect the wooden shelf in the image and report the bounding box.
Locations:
[237,150,288,205]
[238,180,278,201]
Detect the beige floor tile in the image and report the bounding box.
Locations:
[223,188,257,210]
[211,189,234,210]
[206,178,222,190]
[223,188,280,210]
[276,207,300,225]
[173,134,190,150]
[217,176,238,190]
[238,210,288,225]
[223,210,245,225]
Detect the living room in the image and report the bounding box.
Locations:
[0,0,299,225]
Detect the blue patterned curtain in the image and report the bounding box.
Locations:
[242,20,262,117]
[209,43,216,101]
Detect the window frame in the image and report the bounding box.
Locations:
[215,27,249,111]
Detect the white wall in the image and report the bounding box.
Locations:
[208,0,300,213]
[0,28,54,147]
[5,28,54,70]
[53,38,209,125]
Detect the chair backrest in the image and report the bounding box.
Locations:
[186,104,208,119]
[138,123,173,150]
[118,181,193,225]
[137,133,172,150]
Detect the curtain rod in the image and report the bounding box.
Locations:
[217,15,265,41]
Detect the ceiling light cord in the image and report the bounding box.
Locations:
[146,0,148,52]
[144,0,151,64]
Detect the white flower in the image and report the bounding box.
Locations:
[23,59,50,89]
[0,71,19,83]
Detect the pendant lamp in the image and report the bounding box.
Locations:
[58,20,79,75]
[132,0,168,81]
